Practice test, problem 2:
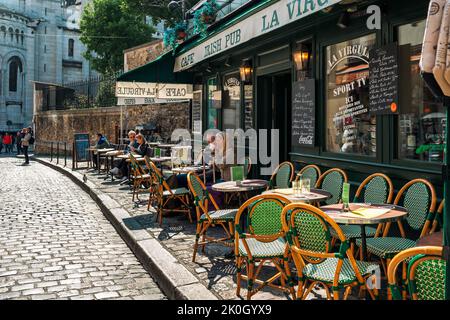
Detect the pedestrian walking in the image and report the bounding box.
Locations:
[21,127,32,165]
[16,130,23,155]
[3,133,13,153]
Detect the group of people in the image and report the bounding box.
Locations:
[0,127,33,165]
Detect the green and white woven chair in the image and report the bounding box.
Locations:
[266,161,295,190]
[148,161,192,226]
[356,178,437,299]
[388,246,445,300]
[234,194,295,300]
[187,172,237,262]
[282,203,379,300]
[430,199,444,234]
[315,168,348,205]
[331,173,394,256]
[295,164,321,187]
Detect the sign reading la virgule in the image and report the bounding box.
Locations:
[175,0,340,72]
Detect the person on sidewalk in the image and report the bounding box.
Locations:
[16,131,23,155]
[21,127,32,165]
[0,133,3,154]
[93,133,110,169]
[3,133,13,153]
[110,130,139,178]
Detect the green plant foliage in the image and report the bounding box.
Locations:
[80,0,155,74]
[193,0,218,35]
[163,21,187,49]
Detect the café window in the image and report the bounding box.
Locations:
[207,77,219,129]
[325,33,377,156]
[396,21,445,163]
[223,73,241,129]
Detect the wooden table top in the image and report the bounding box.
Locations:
[116,154,143,160]
[320,203,408,225]
[150,157,171,162]
[262,188,332,203]
[105,150,124,156]
[212,179,268,192]
[171,165,209,174]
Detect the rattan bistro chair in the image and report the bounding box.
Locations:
[332,173,394,253]
[388,246,445,300]
[282,203,379,300]
[234,194,295,300]
[129,153,152,202]
[148,161,192,225]
[355,178,436,299]
[187,172,237,262]
[266,161,295,190]
[315,168,348,205]
[295,164,321,187]
[430,199,444,234]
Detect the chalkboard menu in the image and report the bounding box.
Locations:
[292,79,315,147]
[192,90,202,133]
[369,43,399,114]
[73,133,90,162]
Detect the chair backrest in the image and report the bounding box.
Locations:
[354,173,394,204]
[148,160,173,195]
[235,194,291,241]
[394,179,436,237]
[388,246,445,300]
[431,199,444,234]
[296,164,321,187]
[244,156,252,176]
[230,165,245,181]
[187,172,219,213]
[129,153,144,176]
[268,161,294,190]
[315,168,348,205]
[281,203,365,283]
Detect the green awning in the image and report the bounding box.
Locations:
[117,50,193,83]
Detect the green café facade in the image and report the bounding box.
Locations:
[170,0,445,198]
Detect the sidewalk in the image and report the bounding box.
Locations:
[32,155,359,300]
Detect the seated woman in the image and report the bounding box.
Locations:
[110,130,140,179]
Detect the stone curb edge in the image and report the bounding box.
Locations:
[31,157,219,301]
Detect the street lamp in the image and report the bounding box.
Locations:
[168,0,187,20]
[293,42,312,80]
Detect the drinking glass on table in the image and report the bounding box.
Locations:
[292,181,300,196]
[301,178,311,194]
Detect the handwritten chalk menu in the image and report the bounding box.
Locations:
[192,90,202,133]
[292,79,315,147]
[73,133,90,162]
[369,43,399,114]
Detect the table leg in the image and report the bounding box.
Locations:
[97,153,100,174]
[360,225,368,260]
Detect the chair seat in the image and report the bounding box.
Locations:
[238,237,286,258]
[200,209,237,222]
[355,237,416,259]
[331,225,377,240]
[130,173,151,179]
[303,258,379,285]
[162,187,190,197]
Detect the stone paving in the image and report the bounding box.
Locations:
[0,155,166,300]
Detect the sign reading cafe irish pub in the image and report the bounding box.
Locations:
[174,0,341,72]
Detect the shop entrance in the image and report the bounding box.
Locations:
[257,71,292,168]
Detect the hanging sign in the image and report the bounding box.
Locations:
[116,82,193,99]
[117,97,189,105]
[174,0,341,72]
[369,43,399,114]
[192,90,202,133]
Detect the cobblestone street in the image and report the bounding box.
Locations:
[0,156,166,300]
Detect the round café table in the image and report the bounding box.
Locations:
[320,203,408,260]
[104,150,124,181]
[212,179,268,206]
[262,188,332,204]
[93,148,115,174]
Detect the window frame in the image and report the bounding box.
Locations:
[388,12,443,173]
[319,28,383,164]
[68,38,74,57]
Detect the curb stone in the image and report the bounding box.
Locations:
[31,156,219,300]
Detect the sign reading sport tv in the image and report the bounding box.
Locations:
[115,81,193,99]
[174,0,341,72]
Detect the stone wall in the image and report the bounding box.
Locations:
[123,40,165,72]
[34,102,190,153]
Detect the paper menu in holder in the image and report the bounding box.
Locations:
[342,207,391,219]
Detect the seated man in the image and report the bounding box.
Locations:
[93,133,110,169]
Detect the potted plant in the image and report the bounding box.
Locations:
[193,0,218,34]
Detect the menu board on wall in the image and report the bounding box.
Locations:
[369,43,399,114]
[192,90,202,133]
[291,79,315,147]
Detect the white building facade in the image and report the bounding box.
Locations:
[0,0,95,132]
